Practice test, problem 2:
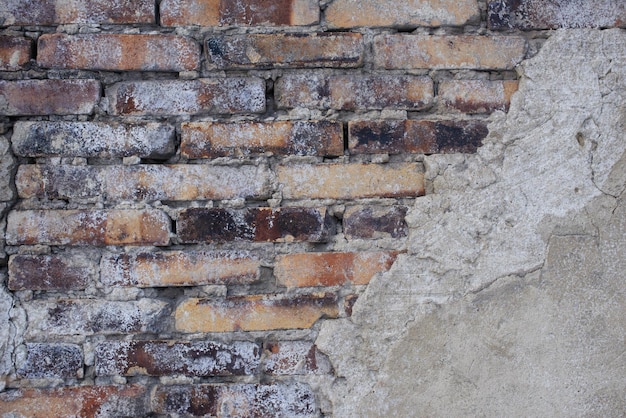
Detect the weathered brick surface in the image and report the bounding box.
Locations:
[439,80,519,113]
[24,299,169,337]
[175,293,339,332]
[343,205,408,239]
[12,121,175,158]
[278,163,424,199]
[152,383,317,416]
[108,78,265,116]
[6,209,171,246]
[0,385,149,417]
[8,254,95,291]
[325,0,479,28]
[348,120,489,155]
[160,0,319,27]
[488,0,626,29]
[100,251,260,287]
[263,341,332,375]
[276,74,433,110]
[38,33,200,71]
[17,343,83,379]
[275,251,400,287]
[96,340,260,376]
[0,36,31,71]
[177,207,333,243]
[181,120,343,158]
[206,33,363,69]
[0,0,155,26]
[374,35,526,70]
[0,79,100,116]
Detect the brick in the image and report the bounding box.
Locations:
[439,80,519,113]
[177,207,333,243]
[24,299,169,337]
[348,120,489,154]
[6,209,171,246]
[17,164,269,201]
[278,163,424,199]
[275,251,399,287]
[100,251,260,287]
[160,0,318,27]
[181,120,343,158]
[0,79,100,116]
[108,78,265,116]
[12,121,175,158]
[8,254,95,291]
[488,0,626,29]
[38,33,200,71]
[343,205,408,239]
[276,74,433,110]
[0,0,154,26]
[96,340,260,377]
[206,33,363,69]
[325,0,479,28]
[17,343,82,379]
[0,36,31,70]
[374,35,526,70]
[175,293,339,332]
[0,385,149,418]
[263,341,332,375]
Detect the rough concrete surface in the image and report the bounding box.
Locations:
[316,29,626,416]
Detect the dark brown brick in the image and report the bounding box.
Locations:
[0,79,100,116]
[177,207,334,243]
[343,205,408,239]
[206,33,363,69]
[17,343,83,379]
[8,254,95,291]
[96,340,260,377]
[0,36,31,70]
[263,341,333,375]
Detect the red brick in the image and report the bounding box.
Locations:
[100,251,260,287]
[348,120,489,154]
[276,74,433,110]
[0,36,31,71]
[0,79,100,116]
[108,78,265,116]
[175,293,339,332]
[439,80,519,113]
[177,207,333,243]
[0,0,155,26]
[206,33,363,69]
[8,254,95,291]
[263,341,332,375]
[160,0,318,27]
[6,209,171,246]
[12,121,175,158]
[489,0,626,29]
[325,0,479,28]
[0,385,149,417]
[343,205,408,239]
[275,251,399,287]
[277,163,424,199]
[374,35,526,70]
[16,164,269,201]
[38,33,200,71]
[181,120,343,158]
[96,340,260,376]
[17,343,83,379]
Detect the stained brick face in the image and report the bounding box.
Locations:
[0,79,100,115]
[0,36,31,71]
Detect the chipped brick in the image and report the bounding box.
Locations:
[8,254,95,291]
[0,36,31,71]
[17,343,83,379]
[343,205,408,239]
[263,341,333,375]
[439,80,519,113]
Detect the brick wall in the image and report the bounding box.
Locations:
[0,0,623,415]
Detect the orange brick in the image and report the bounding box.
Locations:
[38,33,199,71]
[439,80,519,113]
[175,293,339,332]
[0,36,31,70]
[100,251,260,287]
[275,251,400,287]
[6,209,170,246]
[374,35,526,70]
[160,0,318,27]
[278,163,424,199]
[325,0,479,28]
[181,120,343,158]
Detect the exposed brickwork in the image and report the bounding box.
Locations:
[0,36,31,71]
[343,205,408,239]
[17,343,83,379]
[263,341,332,375]
[439,80,519,113]
[0,79,100,115]
[8,254,95,291]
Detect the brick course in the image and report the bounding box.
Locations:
[0,36,31,71]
